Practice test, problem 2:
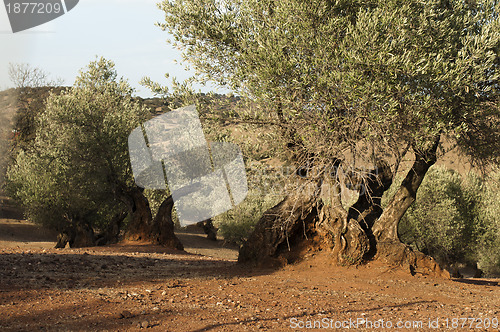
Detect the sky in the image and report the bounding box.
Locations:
[0,0,223,97]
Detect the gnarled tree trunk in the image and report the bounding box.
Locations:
[238,180,321,266]
[53,186,184,249]
[317,159,394,265]
[54,216,96,248]
[122,187,183,249]
[372,138,449,277]
[124,187,154,242]
[151,195,184,250]
[95,211,128,246]
[239,137,449,277]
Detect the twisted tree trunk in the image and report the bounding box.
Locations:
[238,182,321,266]
[239,137,449,277]
[372,137,449,277]
[123,187,183,250]
[95,211,128,246]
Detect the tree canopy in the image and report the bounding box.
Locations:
[159,0,500,167]
[6,58,150,246]
[159,0,500,271]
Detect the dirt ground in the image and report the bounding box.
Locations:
[0,218,498,332]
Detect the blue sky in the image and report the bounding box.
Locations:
[0,0,221,97]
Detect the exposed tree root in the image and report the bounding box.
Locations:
[376,241,450,278]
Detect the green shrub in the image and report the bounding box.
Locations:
[214,189,283,246]
[476,169,500,276]
[400,167,478,265]
[383,166,500,275]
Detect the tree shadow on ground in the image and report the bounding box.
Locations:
[0,220,58,243]
[451,278,498,287]
[0,245,275,293]
[0,245,280,331]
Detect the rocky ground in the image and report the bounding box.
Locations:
[0,218,498,331]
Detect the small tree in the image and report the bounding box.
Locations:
[160,0,500,274]
[6,57,183,249]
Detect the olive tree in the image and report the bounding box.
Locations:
[159,0,499,274]
[6,57,183,249]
